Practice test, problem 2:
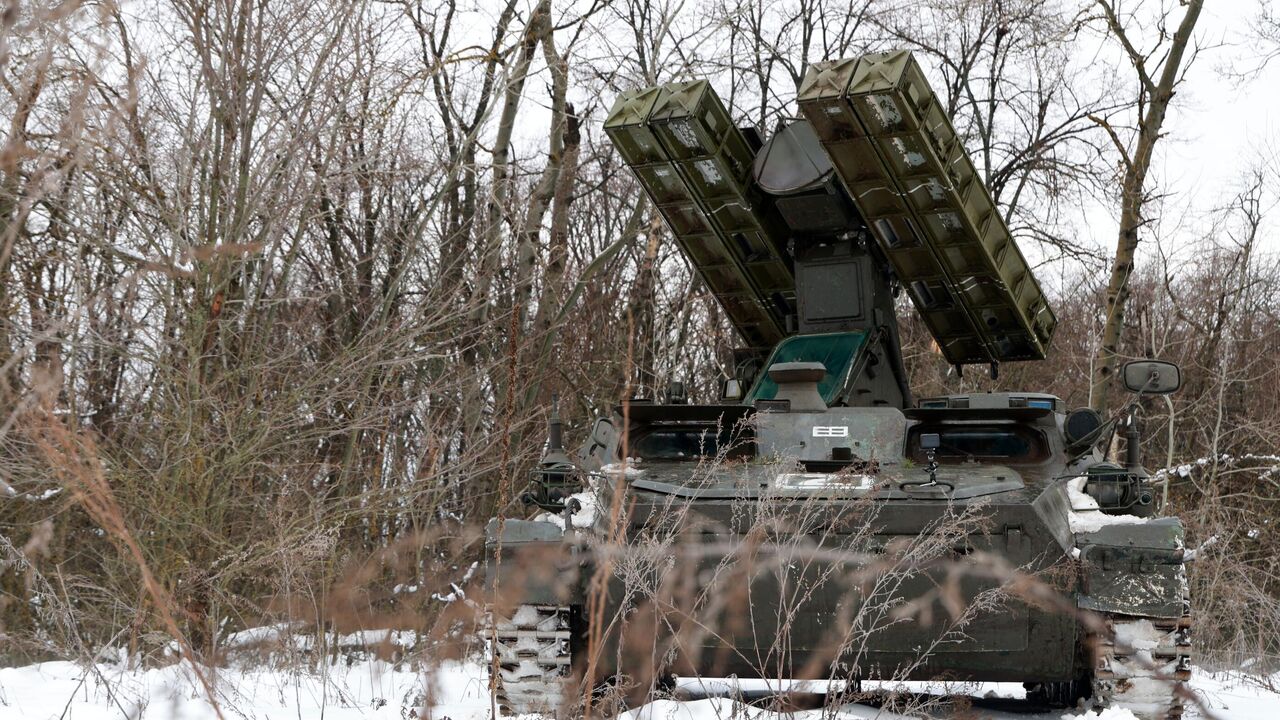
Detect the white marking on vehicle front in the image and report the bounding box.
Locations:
[812,426,850,438]
[775,473,874,490]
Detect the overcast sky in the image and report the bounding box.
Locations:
[1115,0,1279,257]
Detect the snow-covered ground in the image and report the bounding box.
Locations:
[1,655,1276,720]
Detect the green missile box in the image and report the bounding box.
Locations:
[605,81,795,351]
[798,51,1056,364]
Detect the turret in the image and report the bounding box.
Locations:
[603,51,1058,407]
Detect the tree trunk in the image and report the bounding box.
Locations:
[533,106,580,342]
[1090,0,1203,416]
[628,215,663,396]
[515,22,570,331]
[468,0,551,326]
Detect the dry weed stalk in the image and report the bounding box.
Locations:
[31,414,226,720]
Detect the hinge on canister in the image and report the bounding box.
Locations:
[1003,526,1026,558]
[1133,551,1159,574]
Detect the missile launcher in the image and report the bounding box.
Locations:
[607,51,1055,369]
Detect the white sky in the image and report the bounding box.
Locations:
[1112,0,1280,255]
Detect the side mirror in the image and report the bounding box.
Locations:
[1121,360,1181,395]
[589,418,615,447]
[920,432,941,450]
[721,378,744,401]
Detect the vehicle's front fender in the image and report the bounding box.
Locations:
[483,519,583,606]
[1076,518,1188,618]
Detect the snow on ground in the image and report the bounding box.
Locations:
[0,657,493,720]
[2,656,1277,720]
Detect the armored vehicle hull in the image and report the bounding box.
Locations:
[486,397,1190,718]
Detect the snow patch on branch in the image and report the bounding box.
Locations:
[431,561,479,604]
[1153,453,1280,483]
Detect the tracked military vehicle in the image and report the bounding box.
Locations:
[483,52,1190,719]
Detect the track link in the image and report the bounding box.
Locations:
[1091,597,1193,720]
[488,604,575,717]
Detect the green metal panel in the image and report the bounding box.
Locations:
[603,86,667,165]
[798,52,1057,364]
[605,82,794,350]
[745,331,869,404]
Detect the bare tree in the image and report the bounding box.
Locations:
[715,0,875,128]
[1088,0,1204,416]
[1249,0,1280,70]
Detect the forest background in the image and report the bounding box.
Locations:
[3,0,1280,674]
